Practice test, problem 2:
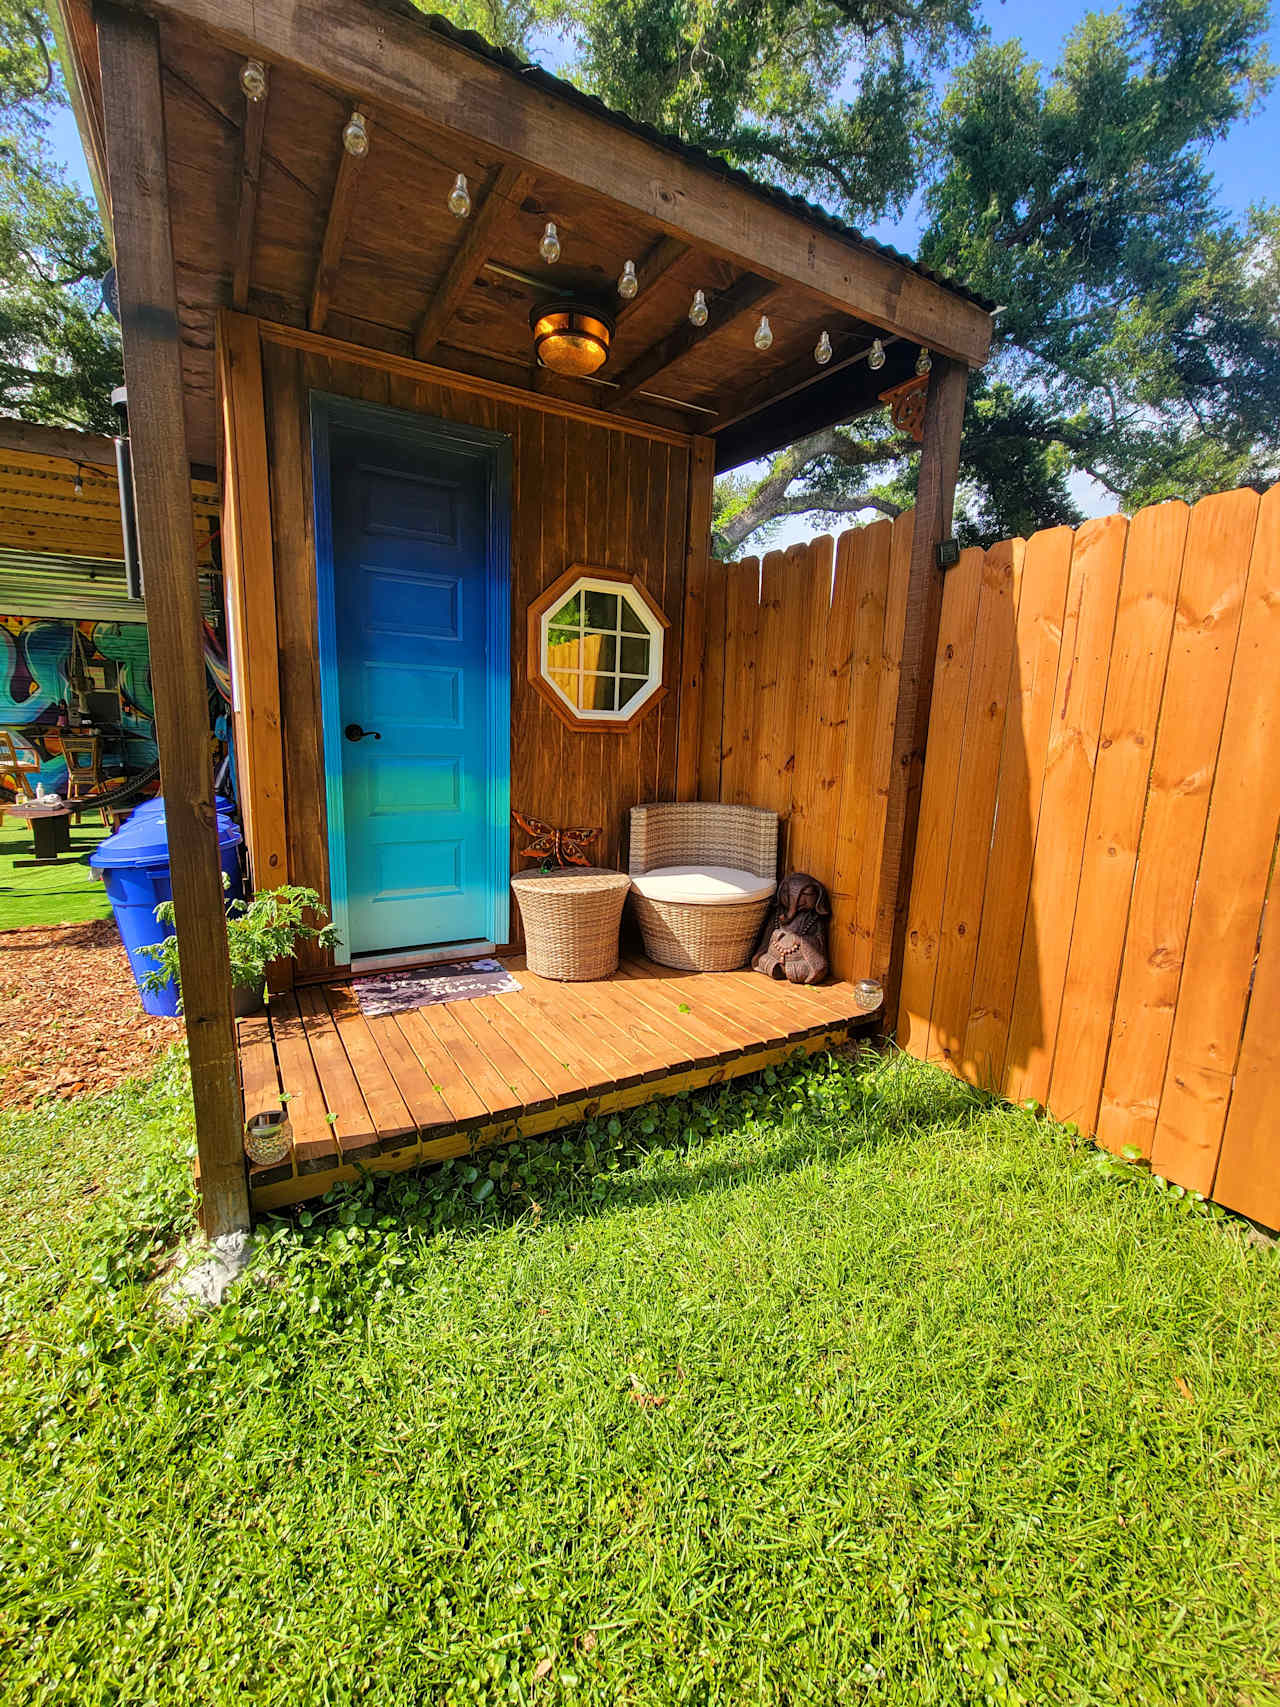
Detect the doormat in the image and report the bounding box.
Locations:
[353,958,522,1018]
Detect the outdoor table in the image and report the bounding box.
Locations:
[2,800,78,865]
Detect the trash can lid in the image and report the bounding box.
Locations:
[90,808,243,870]
[127,793,236,821]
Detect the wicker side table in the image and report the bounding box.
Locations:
[510,866,632,981]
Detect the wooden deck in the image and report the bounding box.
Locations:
[237,957,880,1210]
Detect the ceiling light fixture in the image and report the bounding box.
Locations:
[530,298,614,377]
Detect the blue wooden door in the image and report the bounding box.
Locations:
[329,423,498,957]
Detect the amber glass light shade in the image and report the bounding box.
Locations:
[530,301,614,377]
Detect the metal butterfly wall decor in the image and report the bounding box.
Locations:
[512,810,602,869]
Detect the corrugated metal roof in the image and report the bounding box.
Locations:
[377,2,994,314]
[0,549,143,623]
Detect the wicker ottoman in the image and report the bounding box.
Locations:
[510,866,632,981]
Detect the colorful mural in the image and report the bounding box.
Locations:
[0,615,157,797]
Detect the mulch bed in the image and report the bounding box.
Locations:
[0,919,183,1111]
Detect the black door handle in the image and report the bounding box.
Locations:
[344,723,381,742]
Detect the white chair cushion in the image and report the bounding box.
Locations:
[630,864,776,906]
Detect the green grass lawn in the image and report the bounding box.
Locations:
[1,1046,1277,1706]
[0,815,112,929]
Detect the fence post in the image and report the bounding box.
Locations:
[872,356,968,1017]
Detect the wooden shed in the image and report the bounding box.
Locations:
[56,0,992,1232]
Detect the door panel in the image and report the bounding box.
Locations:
[329,423,498,956]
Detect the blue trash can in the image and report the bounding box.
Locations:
[91,805,244,1016]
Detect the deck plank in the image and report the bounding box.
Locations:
[360,1009,457,1135]
[321,986,418,1151]
[295,987,380,1164]
[393,1006,492,1128]
[617,958,763,1050]
[610,963,743,1063]
[269,992,341,1174]
[237,1013,293,1189]
[486,987,617,1099]
[447,999,558,1115]
[409,1002,524,1123]
[515,964,676,1080]
[498,963,648,1089]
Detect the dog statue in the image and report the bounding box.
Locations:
[751,871,831,985]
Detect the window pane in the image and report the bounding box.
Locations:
[546,626,577,650]
[583,589,621,631]
[579,672,617,711]
[550,595,581,628]
[619,598,647,633]
[619,635,649,676]
[617,675,649,709]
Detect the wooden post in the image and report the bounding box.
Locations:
[872,356,968,1015]
[97,2,249,1236]
[675,435,716,800]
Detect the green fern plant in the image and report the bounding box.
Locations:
[140,880,340,1009]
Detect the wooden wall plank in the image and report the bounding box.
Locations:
[749,546,799,826]
[1003,514,1127,1106]
[894,544,984,1052]
[1047,501,1188,1130]
[718,557,761,805]
[927,538,1023,1066]
[216,309,289,890]
[1148,484,1278,1191]
[697,559,728,802]
[781,533,835,880]
[1096,488,1259,1156]
[675,436,715,800]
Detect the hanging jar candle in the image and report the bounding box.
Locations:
[868,337,886,371]
[539,221,561,263]
[916,345,933,376]
[853,979,883,1014]
[689,289,709,327]
[814,329,832,366]
[447,173,472,218]
[753,314,774,351]
[239,59,267,102]
[617,259,639,300]
[342,111,369,157]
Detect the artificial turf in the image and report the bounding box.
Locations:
[0,1045,1276,1704]
[0,815,112,929]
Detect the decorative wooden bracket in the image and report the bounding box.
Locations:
[879,373,929,443]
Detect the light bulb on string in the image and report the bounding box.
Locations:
[753,315,773,351]
[447,174,471,218]
[916,346,932,376]
[342,112,369,157]
[689,289,709,327]
[868,338,886,371]
[617,259,638,300]
[814,330,832,366]
[240,60,267,102]
[73,465,83,497]
[539,222,561,264]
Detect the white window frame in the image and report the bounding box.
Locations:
[538,573,665,724]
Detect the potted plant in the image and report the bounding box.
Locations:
[141,881,340,1015]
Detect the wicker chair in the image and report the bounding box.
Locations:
[628,802,778,972]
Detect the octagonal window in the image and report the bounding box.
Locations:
[532,568,667,728]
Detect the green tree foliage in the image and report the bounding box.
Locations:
[0,1,119,431]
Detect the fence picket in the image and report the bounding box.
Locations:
[1047,501,1188,1131]
[1213,852,1280,1228]
[1149,484,1278,1192]
[1096,488,1258,1156]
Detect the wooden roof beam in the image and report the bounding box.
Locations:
[414,163,533,362]
[309,107,370,334]
[128,0,993,366]
[606,275,776,411]
[231,61,268,311]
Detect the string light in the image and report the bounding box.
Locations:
[447,173,471,218]
[73,465,83,497]
[239,59,267,102]
[814,330,832,366]
[868,338,886,371]
[539,222,561,263]
[753,314,774,352]
[688,289,708,328]
[617,259,638,300]
[916,346,932,376]
[341,111,369,157]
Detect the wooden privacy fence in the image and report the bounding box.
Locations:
[694,509,915,983]
[898,485,1279,1229]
